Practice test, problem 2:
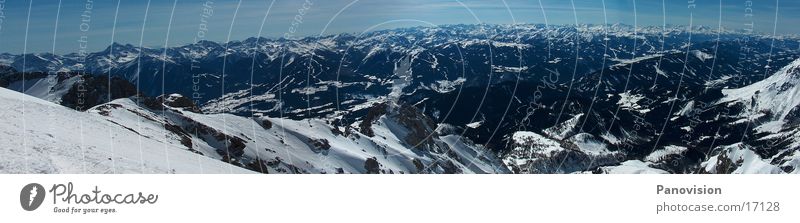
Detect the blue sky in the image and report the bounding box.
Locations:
[0,0,796,54]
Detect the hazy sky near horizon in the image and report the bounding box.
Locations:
[0,0,796,54]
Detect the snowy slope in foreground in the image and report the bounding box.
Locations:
[0,86,508,174]
[88,97,509,174]
[0,87,252,173]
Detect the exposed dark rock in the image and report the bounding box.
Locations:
[358,103,387,137]
[412,158,424,173]
[61,75,138,111]
[221,155,242,167]
[164,123,193,149]
[247,158,270,173]
[309,138,331,151]
[512,149,623,174]
[330,126,342,136]
[394,104,438,150]
[0,71,47,87]
[364,157,381,174]
[260,119,272,129]
[698,151,736,174]
[439,160,461,174]
[265,157,282,167]
[0,69,137,111]
[225,136,248,157]
[92,103,123,116]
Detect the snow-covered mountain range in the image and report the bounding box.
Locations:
[2,23,800,174]
[0,81,508,174]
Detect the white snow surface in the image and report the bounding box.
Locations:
[597,160,669,174]
[720,58,800,122]
[466,121,483,129]
[111,97,509,174]
[610,54,663,69]
[0,87,250,174]
[0,87,508,174]
[645,145,688,163]
[617,91,649,114]
[510,131,564,156]
[691,50,714,61]
[502,130,619,173]
[568,133,614,156]
[701,144,787,174]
